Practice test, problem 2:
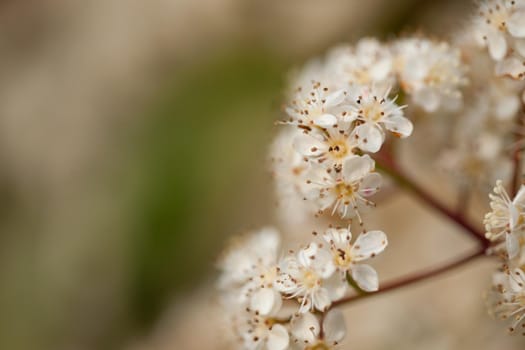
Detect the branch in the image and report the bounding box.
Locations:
[375,158,490,248]
[511,113,524,197]
[331,248,485,309]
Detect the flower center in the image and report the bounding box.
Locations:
[334,247,352,268]
[335,182,356,199]
[328,140,349,159]
[259,266,278,287]
[307,341,332,350]
[303,270,320,289]
[362,102,384,122]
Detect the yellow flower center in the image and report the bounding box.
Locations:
[362,102,384,122]
[303,270,320,289]
[328,140,349,159]
[334,247,352,268]
[307,341,332,350]
[335,182,356,199]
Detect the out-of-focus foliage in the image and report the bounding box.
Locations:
[129,50,284,325]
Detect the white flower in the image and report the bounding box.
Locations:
[321,228,388,292]
[276,244,347,313]
[271,127,317,226]
[326,38,394,87]
[439,132,512,187]
[292,121,358,171]
[394,38,467,112]
[484,180,525,259]
[218,228,283,314]
[473,0,525,79]
[236,310,290,350]
[304,155,382,220]
[284,81,351,129]
[290,309,346,349]
[347,84,412,152]
[488,268,525,334]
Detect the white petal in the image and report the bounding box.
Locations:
[383,115,413,137]
[250,288,282,316]
[312,248,336,279]
[323,228,352,245]
[369,58,392,82]
[298,244,318,267]
[487,31,508,60]
[323,273,348,301]
[351,264,379,292]
[323,308,347,343]
[267,324,289,350]
[494,94,519,120]
[291,312,320,344]
[324,90,346,107]
[359,172,382,197]
[293,134,325,157]
[313,288,332,311]
[513,185,525,207]
[508,11,525,38]
[342,155,374,183]
[506,232,521,259]
[314,113,338,128]
[509,268,525,293]
[509,204,520,230]
[355,123,384,153]
[350,230,388,261]
[412,88,441,112]
[496,56,525,78]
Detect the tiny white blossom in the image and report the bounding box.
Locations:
[218,228,283,314]
[484,180,525,259]
[321,228,388,292]
[326,38,394,87]
[290,309,346,349]
[472,0,525,79]
[488,268,525,334]
[292,121,358,171]
[276,244,347,313]
[235,310,290,350]
[284,81,350,129]
[394,38,467,112]
[271,127,317,225]
[347,84,412,152]
[304,155,382,220]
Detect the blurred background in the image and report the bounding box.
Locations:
[0,1,523,349]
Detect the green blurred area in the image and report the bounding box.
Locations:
[129,49,285,327]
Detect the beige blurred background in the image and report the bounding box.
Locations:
[1,1,523,349]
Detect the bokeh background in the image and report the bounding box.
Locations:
[1,1,523,349]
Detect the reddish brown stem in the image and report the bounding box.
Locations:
[375,158,490,248]
[511,117,523,197]
[330,248,485,309]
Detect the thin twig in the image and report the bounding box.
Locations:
[511,114,524,197]
[375,159,490,248]
[330,248,486,309]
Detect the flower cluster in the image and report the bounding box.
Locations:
[275,37,467,225]
[217,227,387,349]
[472,0,525,79]
[216,0,525,346]
[485,181,525,333]
[437,42,523,187]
